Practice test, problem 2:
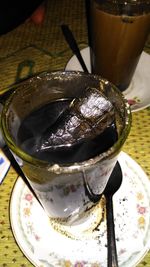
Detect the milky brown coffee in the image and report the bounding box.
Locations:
[90,0,150,91]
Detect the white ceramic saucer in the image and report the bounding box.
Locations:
[0,149,10,184]
[10,151,150,267]
[65,47,150,112]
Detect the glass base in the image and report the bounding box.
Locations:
[49,197,105,240]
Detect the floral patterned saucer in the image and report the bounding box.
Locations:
[65,47,150,112]
[10,152,150,267]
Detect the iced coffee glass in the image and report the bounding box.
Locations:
[1,71,131,228]
[89,0,150,91]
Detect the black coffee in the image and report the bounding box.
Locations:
[18,89,118,164]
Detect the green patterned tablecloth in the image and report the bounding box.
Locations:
[0,0,150,266]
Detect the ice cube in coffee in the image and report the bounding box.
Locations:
[18,87,118,164]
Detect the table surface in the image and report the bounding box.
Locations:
[0,0,150,266]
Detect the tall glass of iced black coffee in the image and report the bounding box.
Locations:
[1,71,131,231]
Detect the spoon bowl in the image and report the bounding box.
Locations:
[104,161,122,197]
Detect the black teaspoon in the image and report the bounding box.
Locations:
[61,24,89,73]
[83,161,122,267]
[104,161,123,267]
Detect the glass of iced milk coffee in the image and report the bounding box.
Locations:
[89,0,150,91]
[1,71,131,233]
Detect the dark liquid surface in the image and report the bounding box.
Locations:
[18,99,118,164]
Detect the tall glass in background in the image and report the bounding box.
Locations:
[89,0,150,91]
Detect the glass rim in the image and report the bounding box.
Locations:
[1,70,131,173]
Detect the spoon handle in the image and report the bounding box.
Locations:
[61,24,89,73]
[106,195,119,267]
[1,145,41,204]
